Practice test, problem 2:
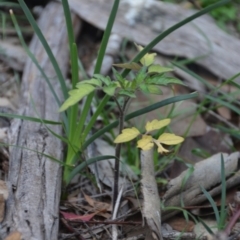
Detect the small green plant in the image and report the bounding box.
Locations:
[0,0,232,192]
[59,44,183,112]
[59,44,185,204]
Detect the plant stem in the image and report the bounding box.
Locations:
[112,97,130,208]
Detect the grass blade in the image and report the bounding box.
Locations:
[205,95,240,115]
[66,155,119,184]
[0,143,66,166]
[76,0,120,147]
[11,6,69,132]
[94,0,120,74]
[82,94,109,141]
[18,0,68,99]
[200,185,220,224]
[219,154,227,229]
[0,112,61,125]
[0,2,20,7]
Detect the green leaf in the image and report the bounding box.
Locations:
[121,79,132,89]
[67,155,119,185]
[148,64,173,74]
[59,84,95,112]
[132,66,147,86]
[77,78,102,87]
[147,76,184,86]
[114,127,140,143]
[139,83,149,94]
[118,89,136,98]
[136,44,156,66]
[93,74,111,86]
[113,62,142,70]
[146,85,162,94]
[112,67,124,82]
[103,83,118,96]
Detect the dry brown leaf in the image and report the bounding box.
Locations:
[83,192,112,212]
[0,180,8,199]
[195,128,232,154]
[0,128,8,142]
[166,217,195,232]
[0,180,9,221]
[81,205,111,219]
[125,196,142,210]
[0,194,5,222]
[0,97,15,110]
[217,106,231,120]
[3,231,22,240]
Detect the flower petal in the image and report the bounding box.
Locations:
[137,135,154,150]
[145,119,171,133]
[114,127,140,143]
[158,133,184,145]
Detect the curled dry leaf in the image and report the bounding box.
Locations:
[0,180,8,222]
[83,192,112,212]
[3,231,22,240]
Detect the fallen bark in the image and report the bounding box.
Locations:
[141,149,163,240]
[0,2,81,239]
[67,0,240,83]
[162,152,240,221]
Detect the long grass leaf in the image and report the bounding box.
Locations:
[66,155,119,184]
[205,95,240,115]
[81,0,120,142]
[0,112,61,125]
[172,62,240,106]
[10,8,69,132]
[0,2,20,7]
[94,0,120,73]
[0,143,66,166]
[68,43,79,144]
[82,94,109,141]
[198,217,214,235]
[219,154,227,229]
[200,185,220,224]
[18,0,68,99]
